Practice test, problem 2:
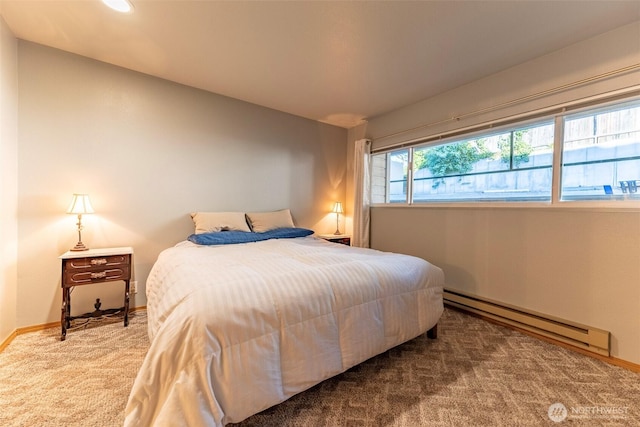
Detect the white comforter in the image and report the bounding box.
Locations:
[125,236,444,426]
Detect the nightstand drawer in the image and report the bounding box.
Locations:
[65,255,129,270]
[64,265,130,285]
[330,237,351,246]
[319,235,351,246]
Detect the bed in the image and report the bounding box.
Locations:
[125,219,444,426]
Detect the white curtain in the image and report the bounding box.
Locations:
[352,139,371,248]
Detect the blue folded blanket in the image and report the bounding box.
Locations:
[188,227,314,245]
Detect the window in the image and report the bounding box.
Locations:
[561,100,640,201]
[372,96,640,205]
[372,149,409,203]
[411,122,554,202]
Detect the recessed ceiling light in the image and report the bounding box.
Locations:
[101,0,133,13]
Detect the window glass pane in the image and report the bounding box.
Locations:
[371,153,388,204]
[561,100,640,201]
[388,150,409,203]
[412,122,554,202]
[371,150,409,203]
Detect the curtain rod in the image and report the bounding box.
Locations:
[373,63,640,144]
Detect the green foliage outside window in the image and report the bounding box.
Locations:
[497,130,533,167]
[414,131,533,188]
[416,140,493,187]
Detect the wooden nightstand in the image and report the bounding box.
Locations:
[319,235,351,246]
[59,247,133,341]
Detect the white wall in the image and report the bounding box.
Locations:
[368,22,640,150]
[17,41,347,328]
[361,22,640,364]
[0,17,18,345]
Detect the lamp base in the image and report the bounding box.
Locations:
[70,241,89,251]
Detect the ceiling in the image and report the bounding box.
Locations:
[1,1,639,129]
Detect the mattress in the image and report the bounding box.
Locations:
[125,236,444,426]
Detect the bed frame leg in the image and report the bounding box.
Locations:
[427,324,438,339]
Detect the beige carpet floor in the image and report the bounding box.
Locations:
[1,308,638,426]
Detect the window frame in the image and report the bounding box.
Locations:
[370,95,640,210]
[559,99,640,203]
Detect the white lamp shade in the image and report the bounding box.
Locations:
[66,194,95,215]
[332,202,344,214]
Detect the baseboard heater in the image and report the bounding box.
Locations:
[444,288,610,357]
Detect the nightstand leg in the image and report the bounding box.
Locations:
[61,287,69,341]
[124,280,130,327]
[66,293,71,329]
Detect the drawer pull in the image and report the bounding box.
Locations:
[91,258,108,266]
[90,272,107,279]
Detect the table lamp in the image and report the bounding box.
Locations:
[67,193,94,251]
[332,202,343,235]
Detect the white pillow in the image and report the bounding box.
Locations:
[246,209,295,233]
[190,212,251,234]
